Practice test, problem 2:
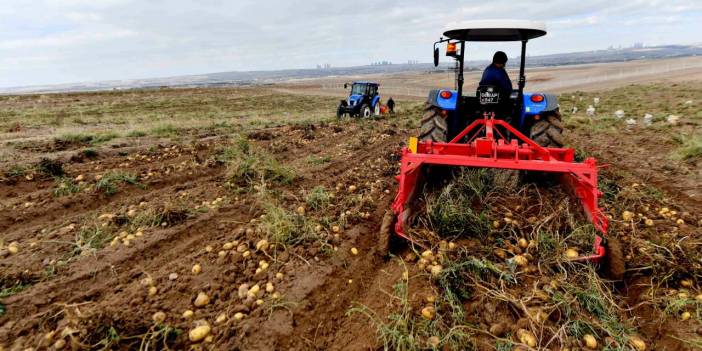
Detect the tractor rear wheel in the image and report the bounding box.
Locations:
[419,103,447,142]
[530,111,564,147]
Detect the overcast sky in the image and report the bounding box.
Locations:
[1,0,701,88]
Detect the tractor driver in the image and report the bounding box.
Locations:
[479,51,513,95]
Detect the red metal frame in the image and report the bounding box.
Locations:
[391,115,607,263]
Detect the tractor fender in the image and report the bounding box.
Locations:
[371,95,381,108]
[520,93,560,131]
[427,89,458,111]
[523,92,558,115]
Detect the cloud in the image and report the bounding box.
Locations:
[0,0,701,87]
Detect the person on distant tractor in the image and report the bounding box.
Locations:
[479,51,512,94]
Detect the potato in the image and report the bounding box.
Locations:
[421,306,435,320]
[518,238,528,249]
[427,336,440,348]
[644,218,654,227]
[194,292,210,307]
[54,339,66,349]
[218,250,227,257]
[249,284,261,295]
[622,211,634,221]
[215,313,227,324]
[8,243,19,254]
[513,255,528,267]
[275,272,284,280]
[429,265,443,278]
[205,245,213,252]
[188,325,211,342]
[255,239,269,251]
[147,286,157,296]
[348,185,357,192]
[234,312,245,321]
[681,311,691,321]
[332,225,341,233]
[583,334,597,349]
[628,336,646,351]
[296,206,305,215]
[192,264,202,275]
[238,284,249,299]
[182,310,194,319]
[152,311,166,323]
[265,282,275,293]
[517,329,537,348]
[565,248,579,259]
[680,279,693,288]
[223,242,234,250]
[350,247,358,255]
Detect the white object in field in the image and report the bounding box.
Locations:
[614,110,625,119]
[643,113,653,126]
[571,95,576,100]
[571,106,578,114]
[586,105,595,116]
[593,97,600,105]
[667,114,680,125]
[625,118,637,126]
[684,100,693,105]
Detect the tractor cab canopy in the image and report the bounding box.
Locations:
[443,20,546,42]
[433,20,547,117]
[349,81,379,96]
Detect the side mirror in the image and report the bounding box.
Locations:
[343,83,348,89]
[433,47,439,67]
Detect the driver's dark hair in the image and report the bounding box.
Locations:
[493,51,508,65]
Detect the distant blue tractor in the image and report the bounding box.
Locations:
[337,81,382,118]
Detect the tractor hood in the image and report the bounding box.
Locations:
[347,94,364,106]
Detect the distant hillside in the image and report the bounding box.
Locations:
[2,44,701,95]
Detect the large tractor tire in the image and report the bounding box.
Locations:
[419,103,447,142]
[603,237,626,281]
[530,112,565,147]
[361,104,372,118]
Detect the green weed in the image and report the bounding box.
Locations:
[305,186,331,210]
[53,177,82,197]
[95,172,140,196]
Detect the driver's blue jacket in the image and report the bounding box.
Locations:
[479,64,513,94]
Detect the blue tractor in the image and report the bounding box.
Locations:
[337,81,382,118]
[421,20,564,147]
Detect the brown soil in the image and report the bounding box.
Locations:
[0,87,701,350]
